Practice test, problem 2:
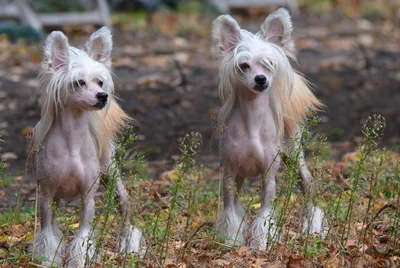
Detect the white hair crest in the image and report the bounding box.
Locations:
[212,13,295,136]
[32,29,114,154]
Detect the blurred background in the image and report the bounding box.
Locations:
[0,0,399,205]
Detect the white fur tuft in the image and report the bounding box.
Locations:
[85,27,113,69]
[117,224,147,257]
[216,208,247,246]
[212,15,241,56]
[67,230,95,268]
[302,206,328,238]
[44,31,70,71]
[32,227,65,267]
[249,209,281,250]
[259,8,295,55]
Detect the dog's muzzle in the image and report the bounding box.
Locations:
[254,75,269,92]
[253,83,269,92]
[94,101,107,109]
[94,92,108,109]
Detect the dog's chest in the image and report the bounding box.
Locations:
[37,131,100,199]
[222,119,279,177]
[237,137,265,177]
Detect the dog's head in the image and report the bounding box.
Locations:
[41,27,114,111]
[212,8,295,95]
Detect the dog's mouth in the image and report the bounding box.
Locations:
[253,84,268,92]
[94,102,107,109]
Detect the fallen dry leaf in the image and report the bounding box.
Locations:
[1,152,18,160]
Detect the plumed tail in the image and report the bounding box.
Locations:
[98,97,131,158]
[283,73,323,138]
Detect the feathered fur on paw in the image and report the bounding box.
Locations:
[216,209,248,246]
[117,224,146,257]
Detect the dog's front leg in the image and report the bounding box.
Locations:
[67,194,96,268]
[216,166,247,246]
[33,194,65,267]
[249,155,281,250]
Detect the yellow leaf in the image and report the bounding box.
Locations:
[0,234,8,242]
[24,232,34,241]
[160,169,180,181]
[70,223,79,229]
[21,126,33,136]
[212,259,231,266]
[251,203,261,209]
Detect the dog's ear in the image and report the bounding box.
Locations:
[85,27,112,68]
[44,31,69,71]
[212,15,241,56]
[260,8,294,53]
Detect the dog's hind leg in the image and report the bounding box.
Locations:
[234,175,245,220]
[291,128,328,238]
[216,167,247,246]
[249,156,281,250]
[114,180,146,256]
[32,195,65,267]
[298,150,328,237]
[100,146,146,256]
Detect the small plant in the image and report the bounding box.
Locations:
[340,115,385,245]
[157,132,202,264]
[2,114,399,266]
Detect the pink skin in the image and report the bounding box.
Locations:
[213,9,327,249]
[67,77,106,109]
[237,59,274,94]
[32,28,145,267]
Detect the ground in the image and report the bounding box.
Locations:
[0,3,399,267]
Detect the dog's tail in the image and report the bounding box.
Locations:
[98,97,131,158]
[283,73,322,138]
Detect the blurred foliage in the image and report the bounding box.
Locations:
[0,23,44,42]
[299,0,334,13]
[299,0,400,19]
[15,0,400,21]
[28,0,85,12]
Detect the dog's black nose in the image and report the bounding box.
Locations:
[96,92,108,103]
[254,75,267,85]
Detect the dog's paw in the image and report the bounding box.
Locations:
[117,224,146,257]
[302,206,328,238]
[249,212,281,250]
[67,235,95,268]
[216,209,247,246]
[32,227,65,267]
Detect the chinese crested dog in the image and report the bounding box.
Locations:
[212,8,327,249]
[29,27,145,266]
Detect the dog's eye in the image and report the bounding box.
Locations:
[74,79,86,87]
[239,63,250,71]
[98,80,104,87]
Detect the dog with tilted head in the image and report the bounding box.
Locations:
[28,27,145,267]
[212,8,327,249]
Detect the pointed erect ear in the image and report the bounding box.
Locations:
[260,8,294,53]
[85,27,112,68]
[212,15,241,56]
[44,31,69,70]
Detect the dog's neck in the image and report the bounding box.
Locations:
[54,105,92,152]
[234,84,272,136]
